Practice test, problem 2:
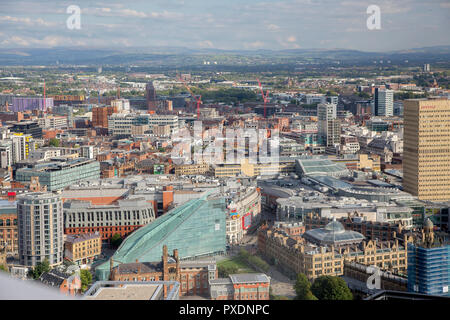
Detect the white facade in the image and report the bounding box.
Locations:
[376,89,394,117]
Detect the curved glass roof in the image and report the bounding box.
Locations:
[95,191,227,280]
[304,221,364,246]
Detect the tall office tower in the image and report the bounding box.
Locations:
[424,64,431,72]
[317,103,340,147]
[408,219,450,297]
[17,193,64,267]
[403,99,450,201]
[374,88,394,116]
[145,82,157,113]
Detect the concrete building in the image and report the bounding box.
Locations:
[37,115,68,129]
[403,99,450,201]
[17,193,64,267]
[317,103,340,147]
[63,198,155,242]
[15,158,100,191]
[108,113,178,136]
[374,89,394,117]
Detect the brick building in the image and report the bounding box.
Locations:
[0,199,17,254]
[92,106,118,128]
[110,245,217,297]
[64,232,102,265]
[209,273,270,300]
[39,270,81,296]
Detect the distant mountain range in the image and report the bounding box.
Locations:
[0,45,449,66]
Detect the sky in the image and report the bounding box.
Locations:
[0,0,449,52]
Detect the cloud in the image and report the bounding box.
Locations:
[244,41,265,49]
[119,9,147,18]
[197,40,214,48]
[267,24,280,31]
[0,15,56,27]
[0,35,86,47]
[287,36,297,43]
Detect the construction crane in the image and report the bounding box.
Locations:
[256,78,270,118]
[178,74,202,119]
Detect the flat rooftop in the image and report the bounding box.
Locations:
[85,284,162,300]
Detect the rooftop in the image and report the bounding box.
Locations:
[85,284,161,300]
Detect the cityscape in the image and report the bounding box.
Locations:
[0,0,449,308]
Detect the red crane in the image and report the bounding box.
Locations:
[257,78,270,118]
[178,74,202,119]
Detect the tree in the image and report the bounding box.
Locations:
[294,273,318,300]
[111,233,123,248]
[0,265,8,272]
[218,265,238,278]
[311,276,353,300]
[80,269,93,292]
[49,138,60,147]
[31,258,51,279]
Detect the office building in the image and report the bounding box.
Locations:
[403,99,450,201]
[37,116,68,129]
[407,219,450,296]
[10,121,43,139]
[15,158,100,191]
[317,103,340,147]
[63,198,155,242]
[374,89,394,117]
[108,113,179,136]
[17,193,64,267]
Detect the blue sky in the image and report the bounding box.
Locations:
[0,0,449,51]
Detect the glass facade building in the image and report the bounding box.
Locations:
[407,243,450,296]
[95,193,227,280]
[15,158,100,191]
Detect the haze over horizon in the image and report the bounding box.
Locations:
[0,0,449,53]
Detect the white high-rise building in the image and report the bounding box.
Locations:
[17,193,64,267]
[375,89,394,117]
[317,103,340,147]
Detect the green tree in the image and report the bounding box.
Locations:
[218,265,239,278]
[111,233,123,248]
[80,269,93,292]
[0,264,8,272]
[49,138,60,147]
[31,258,51,279]
[294,273,318,300]
[311,276,353,300]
